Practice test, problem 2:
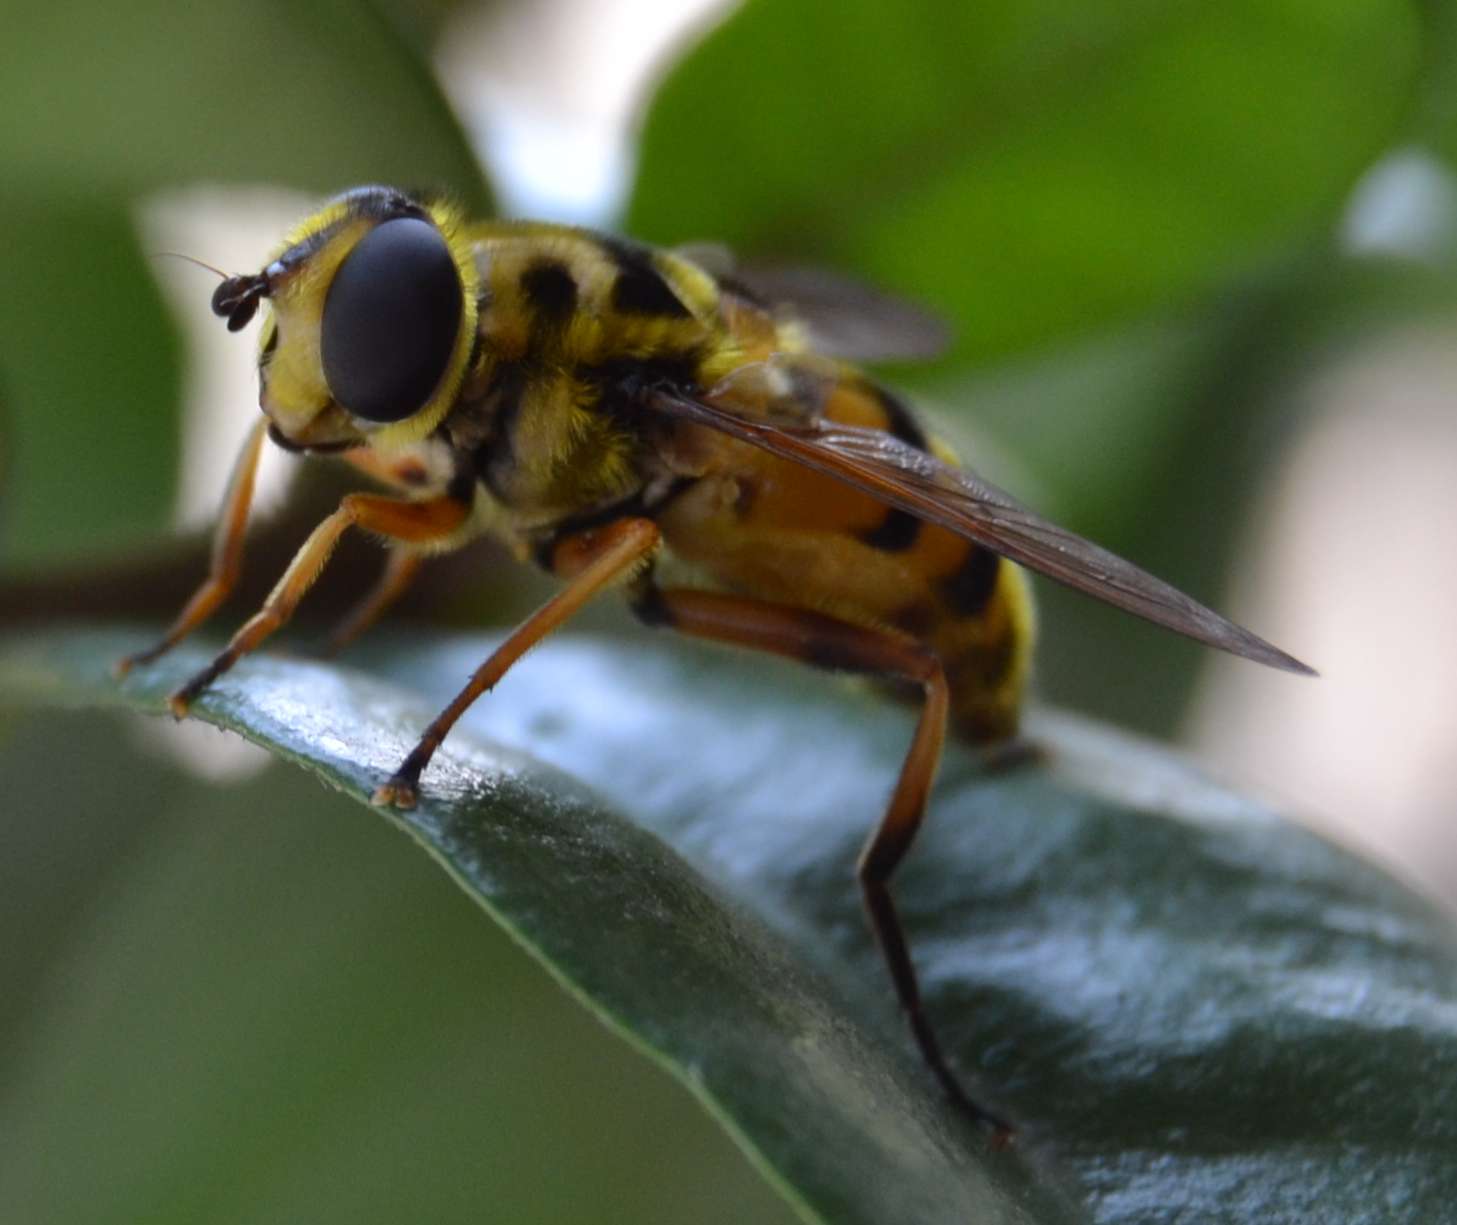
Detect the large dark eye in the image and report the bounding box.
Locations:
[321,217,462,423]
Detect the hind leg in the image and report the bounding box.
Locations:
[631,582,1012,1138]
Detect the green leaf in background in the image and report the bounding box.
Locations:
[629,0,1420,368]
[0,201,181,566]
[1410,0,1457,160]
[3,627,1454,1223]
[0,0,487,567]
[0,0,486,204]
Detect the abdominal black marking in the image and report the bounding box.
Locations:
[940,547,1001,616]
[859,508,921,552]
[849,383,928,551]
[866,382,929,450]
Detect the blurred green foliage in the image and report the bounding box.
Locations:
[2,0,1455,1221]
[631,0,1418,365]
[0,202,181,565]
[0,0,487,565]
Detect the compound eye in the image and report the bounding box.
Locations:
[321,217,462,423]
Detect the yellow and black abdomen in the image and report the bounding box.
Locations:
[656,366,1035,743]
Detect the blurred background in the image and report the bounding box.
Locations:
[1,0,1454,1221]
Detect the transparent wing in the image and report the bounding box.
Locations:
[646,386,1314,676]
[674,243,951,363]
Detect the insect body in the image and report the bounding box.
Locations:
[121,185,1311,1136]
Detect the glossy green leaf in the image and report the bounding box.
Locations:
[629,0,1420,367]
[2,627,1454,1223]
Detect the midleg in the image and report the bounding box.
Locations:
[321,547,426,657]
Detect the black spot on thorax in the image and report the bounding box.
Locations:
[519,259,578,323]
[602,237,692,319]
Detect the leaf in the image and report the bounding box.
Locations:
[0,200,182,566]
[0,0,486,204]
[628,0,1420,368]
[1408,0,1457,163]
[2,626,1456,1223]
[0,708,798,1225]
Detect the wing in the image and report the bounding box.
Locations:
[645,386,1315,676]
[674,243,951,363]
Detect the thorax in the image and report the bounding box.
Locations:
[437,223,749,531]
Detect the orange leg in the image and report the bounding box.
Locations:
[321,547,426,657]
[169,492,469,715]
[372,517,661,809]
[631,583,1011,1138]
[116,418,268,676]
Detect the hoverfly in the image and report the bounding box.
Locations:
[119,185,1312,1137]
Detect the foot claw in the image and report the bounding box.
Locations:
[372,777,418,809]
[116,640,170,680]
[167,690,192,719]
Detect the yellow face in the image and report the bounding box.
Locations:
[215,186,481,453]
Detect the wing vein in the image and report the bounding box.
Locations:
[646,387,1314,676]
